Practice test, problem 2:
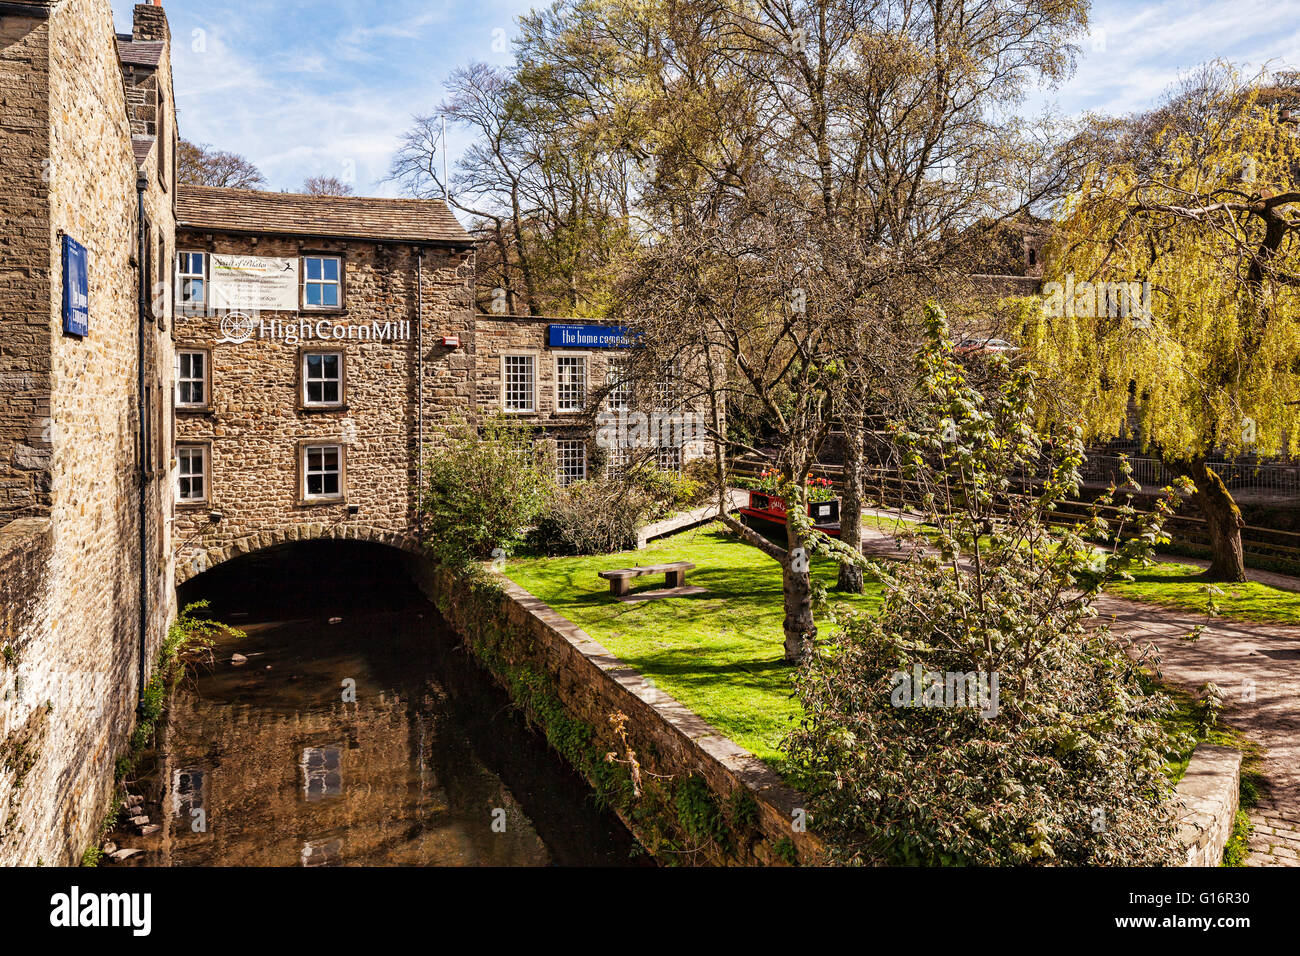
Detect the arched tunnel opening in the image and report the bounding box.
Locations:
[142,539,644,867]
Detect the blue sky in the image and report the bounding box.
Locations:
[113,0,1300,200]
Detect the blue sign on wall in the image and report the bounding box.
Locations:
[62,235,89,337]
[548,324,637,349]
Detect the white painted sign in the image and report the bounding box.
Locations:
[209,255,299,311]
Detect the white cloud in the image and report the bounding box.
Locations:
[1044,0,1300,116]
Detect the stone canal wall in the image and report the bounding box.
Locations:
[405,557,825,866]
[0,518,55,864]
[1175,744,1243,867]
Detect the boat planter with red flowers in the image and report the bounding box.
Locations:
[737,471,842,536]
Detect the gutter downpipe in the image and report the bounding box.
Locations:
[135,174,149,712]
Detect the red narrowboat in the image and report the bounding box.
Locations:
[738,490,842,537]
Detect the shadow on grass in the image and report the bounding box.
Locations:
[1126,572,1214,585]
[561,575,786,610]
[621,653,793,678]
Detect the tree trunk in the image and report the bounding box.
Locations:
[1190,460,1248,583]
[783,524,817,662]
[837,418,865,593]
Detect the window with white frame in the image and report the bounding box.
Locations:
[556,440,587,487]
[176,252,206,307]
[171,768,207,820]
[655,361,678,410]
[177,445,208,503]
[555,355,587,412]
[656,443,682,473]
[176,350,208,408]
[302,444,343,500]
[503,355,536,412]
[606,444,632,480]
[303,352,343,407]
[606,356,632,411]
[303,256,342,309]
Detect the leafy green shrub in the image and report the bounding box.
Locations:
[1221,810,1253,866]
[675,775,728,848]
[628,463,706,518]
[127,601,244,758]
[420,415,553,566]
[784,305,1185,866]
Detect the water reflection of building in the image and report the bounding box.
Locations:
[156,684,553,867]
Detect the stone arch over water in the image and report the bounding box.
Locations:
[175,523,424,587]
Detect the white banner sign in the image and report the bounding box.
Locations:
[209,255,300,311]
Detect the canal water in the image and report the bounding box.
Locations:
[141,540,644,867]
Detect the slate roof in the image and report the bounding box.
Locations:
[176,186,473,246]
[117,39,164,68]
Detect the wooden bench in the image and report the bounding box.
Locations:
[598,561,696,597]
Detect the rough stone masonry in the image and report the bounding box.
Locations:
[0,0,176,866]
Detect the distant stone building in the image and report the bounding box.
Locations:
[473,313,715,485]
[168,186,477,580]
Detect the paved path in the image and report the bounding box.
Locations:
[858,524,1300,866]
[638,489,748,548]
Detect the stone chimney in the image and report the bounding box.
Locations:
[132,2,170,43]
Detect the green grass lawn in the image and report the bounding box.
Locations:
[1109,563,1300,625]
[863,508,1300,627]
[505,523,880,769]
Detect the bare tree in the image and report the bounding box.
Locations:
[178,140,267,189]
[389,63,630,316]
[301,175,355,196]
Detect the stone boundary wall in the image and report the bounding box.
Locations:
[1175,744,1243,867]
[0,518,51,646]
[636,489,746,548]
[404,556,825,866]
[0,517,53,864]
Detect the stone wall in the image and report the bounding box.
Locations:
[0,0,176,866]
[172,235,475,579]
[0,4,54,519]
[0,517,54,863]
[1175,744,1243,867]
[406,558,825,866]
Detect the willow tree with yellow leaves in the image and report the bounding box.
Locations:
[1017,67,1300,582]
